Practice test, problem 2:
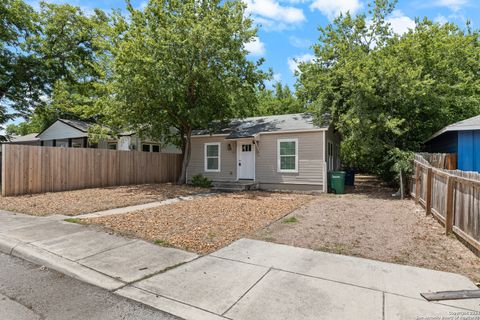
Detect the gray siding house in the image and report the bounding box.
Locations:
[187,113,341,192]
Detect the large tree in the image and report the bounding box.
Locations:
[1,1,111,136]
[297,0,480,180]
[0,0,40,134]
[253,82,304,116]
[104,0,267,183]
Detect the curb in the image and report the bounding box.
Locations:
[0,236,124,291]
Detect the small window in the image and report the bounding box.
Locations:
[278,139,298,172]
[152,145,160,153]
[242,144,252,152]
[205,143,220,172]
[142,144,151,152]
[108,143,117,150]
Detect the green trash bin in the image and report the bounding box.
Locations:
[328,171,346,194]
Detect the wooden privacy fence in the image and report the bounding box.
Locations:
[2,144,182,196]
[412,154,480,253]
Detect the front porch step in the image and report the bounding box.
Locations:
[211,181,258,192]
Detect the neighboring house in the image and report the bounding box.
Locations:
[186,113,341,192]
[5,133,41,146]
[11,119,180,153]
[424,115,480,171]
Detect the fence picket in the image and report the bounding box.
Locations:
[413,153,480,254]
[1,145,182,196]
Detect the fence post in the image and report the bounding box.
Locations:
[426,168,433,215]
[415,163,421,204]
[445,177,454,235]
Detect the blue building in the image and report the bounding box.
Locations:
[424,115,480,172]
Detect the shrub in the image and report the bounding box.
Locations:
[190,174,212,188]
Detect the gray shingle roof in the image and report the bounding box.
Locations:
[8,133,39,142]
[59,119,92,132]
[427,114,480,141]
[193,113,330,139]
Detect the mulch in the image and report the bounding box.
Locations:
[0,184,205,216]
[83,192,315,254]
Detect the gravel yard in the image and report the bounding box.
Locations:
[0,184,204,216]
[83,192,315,254]
[253,183,480,283]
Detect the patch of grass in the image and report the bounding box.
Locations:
[153,239,172,247]
[282,216,299,224]
[64,218,86,225]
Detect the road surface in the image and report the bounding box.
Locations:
[0,253,181,320]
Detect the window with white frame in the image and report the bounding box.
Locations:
[277,139,298,172]
[205,143,220,172]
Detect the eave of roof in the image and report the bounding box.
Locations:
[425,114,480,143]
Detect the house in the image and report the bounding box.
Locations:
[424,114,480,171]
[186,113,341,192]
[14,119,180,153]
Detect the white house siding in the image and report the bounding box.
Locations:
[37,121,86,140]
[187,136,237,182]
[256,131,325,187]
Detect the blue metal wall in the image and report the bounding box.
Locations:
[458,130,480,171]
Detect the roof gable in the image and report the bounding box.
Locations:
[36,120,88,140]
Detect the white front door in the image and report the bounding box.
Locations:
[237,142,255,180]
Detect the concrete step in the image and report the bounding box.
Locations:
[211,181,258,192]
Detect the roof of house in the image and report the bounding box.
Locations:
[193,113,330,139]
[58,119,92,133]
[36,119,135,138]
[7,133,40,142]
[426,114,480,142]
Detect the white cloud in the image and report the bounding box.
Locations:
[434,14,449,25]
[387,10,415,35]
[435,0,468,12]
[310,0,362,20]
[289,36,311,48]
[244,37,266,56]
[244,0,306,31]
[288,53,315,74]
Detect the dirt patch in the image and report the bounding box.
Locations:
[83,192,315,254]
[253,183,480,283]
[0,184,205,216]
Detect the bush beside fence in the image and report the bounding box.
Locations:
[1,144,182,196]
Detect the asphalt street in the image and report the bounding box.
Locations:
[0,253,181,320]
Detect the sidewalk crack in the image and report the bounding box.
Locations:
[221,267,271,316]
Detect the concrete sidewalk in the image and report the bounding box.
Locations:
[0,210,479,320]
[0,210,198,291]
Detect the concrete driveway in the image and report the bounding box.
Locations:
[0,210,479,320]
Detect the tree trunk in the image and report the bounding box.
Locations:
[177,128,192,184]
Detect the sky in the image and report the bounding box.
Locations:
[9,0,480,128]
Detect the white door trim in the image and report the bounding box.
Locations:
[236,140,256,180]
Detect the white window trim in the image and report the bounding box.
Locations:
[204,142,221,173]
[277,138,298,173]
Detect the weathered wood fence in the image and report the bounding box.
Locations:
[412,154,480,253]
[2,144,182,196]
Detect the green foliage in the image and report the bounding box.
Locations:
[297,0,480,182]
[64,218,86,224]
[101,0,268,183]
[282,216,299,224]
[253,82,305,116]
[190,174,213,188]
[1,1,112,136]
